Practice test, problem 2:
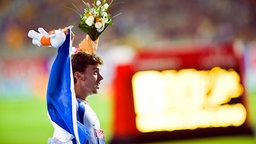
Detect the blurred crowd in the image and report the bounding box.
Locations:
[0,0,256,53]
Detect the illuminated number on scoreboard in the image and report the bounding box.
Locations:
[132,67,246,132]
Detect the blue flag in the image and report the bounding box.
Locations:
[47,27,89,144]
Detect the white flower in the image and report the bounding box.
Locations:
[102,12,108,17]
[90,8,97,15]
[85,16,94,26]
[103,3,109,9]
[95,22,103,29]
[102,17,109,23]
[97,25,105,32]
[96,0,101,6]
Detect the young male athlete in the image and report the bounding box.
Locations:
[72,52,105,144]
[28,27,105,144]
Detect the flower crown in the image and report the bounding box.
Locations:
[78,0,113,41]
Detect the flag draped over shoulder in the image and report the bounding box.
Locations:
[47,28,89,144]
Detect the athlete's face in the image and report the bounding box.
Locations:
[75,65,103,98]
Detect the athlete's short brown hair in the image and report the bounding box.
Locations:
[71,52,103,83]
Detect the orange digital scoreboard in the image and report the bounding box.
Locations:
[110,43,253,144]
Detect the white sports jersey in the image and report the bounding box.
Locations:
[48,99,105,144]
[77,98,105,144]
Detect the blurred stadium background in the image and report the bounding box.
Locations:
[0,0,256,144]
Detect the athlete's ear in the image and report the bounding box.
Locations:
[74,72,85,81]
